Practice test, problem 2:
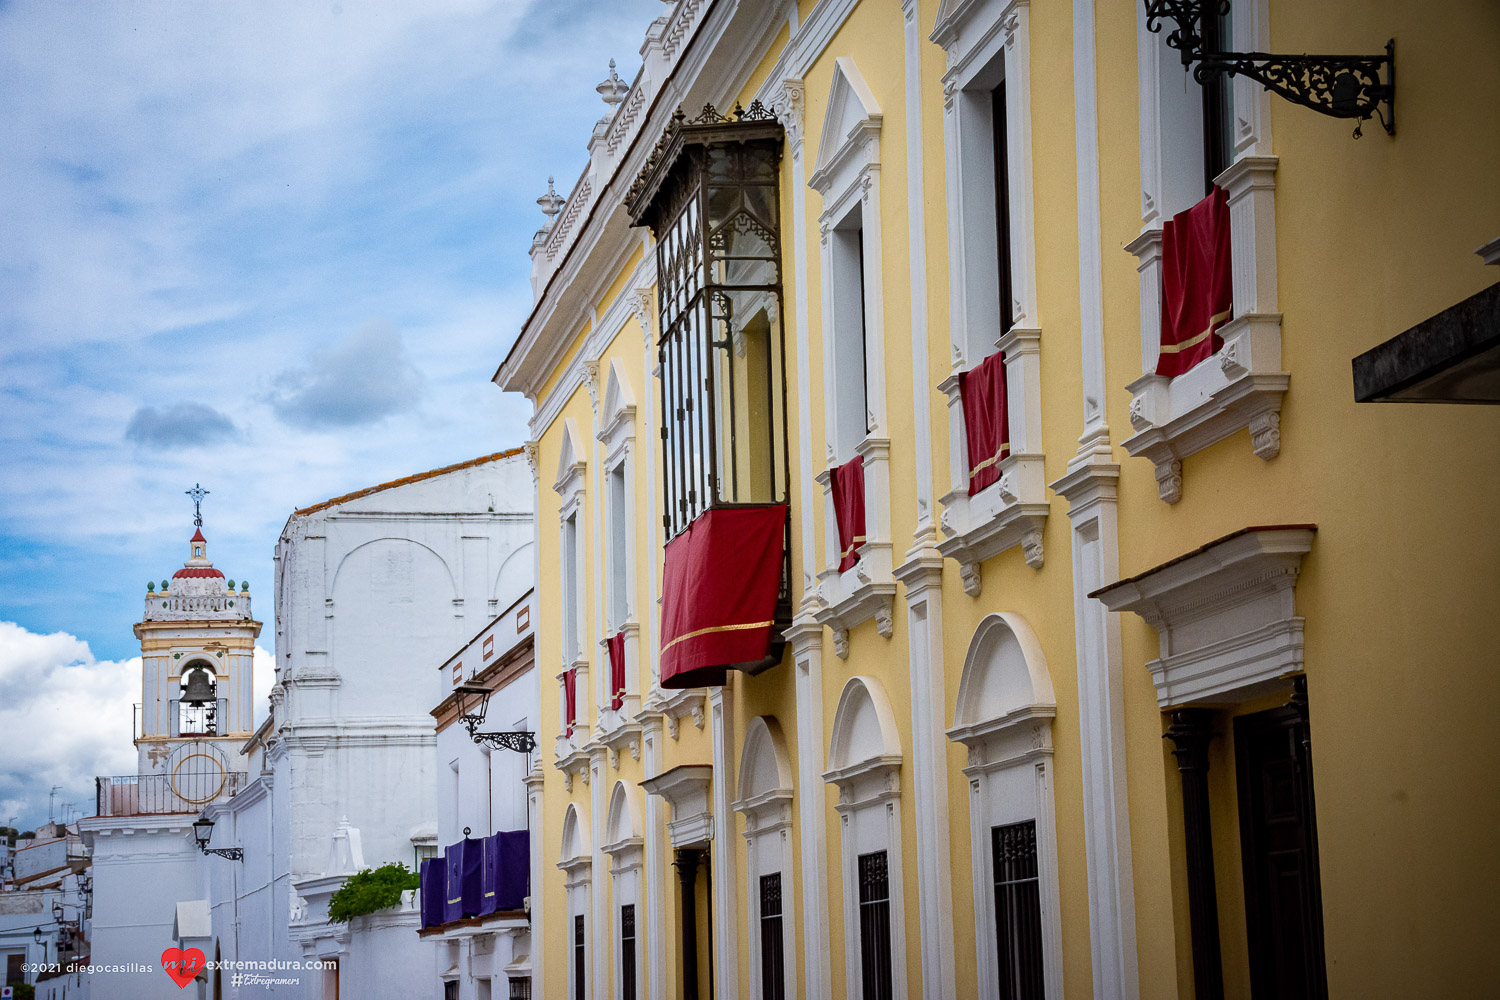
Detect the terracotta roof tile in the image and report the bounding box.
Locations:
[294,448,525,517]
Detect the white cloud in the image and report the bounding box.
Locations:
[267,322,424,429]
[0,621,274,828]
[125,402,239,448]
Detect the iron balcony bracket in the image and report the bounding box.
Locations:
[1143,1,1395,137]
[462,720,538,755]
[1194,40,1395,137]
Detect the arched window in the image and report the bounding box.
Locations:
[825,677,907,1000]
[178,662,219,737]
[602,781,643,1000]
[557,804,592,1000]
[948,613,1063,998]
[733,717,795,1000]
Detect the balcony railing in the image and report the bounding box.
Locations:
[94,770,245,817]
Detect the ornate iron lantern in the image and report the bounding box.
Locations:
[453,683,538,754]
[1143,0,1394,136]
[191,816,243,861]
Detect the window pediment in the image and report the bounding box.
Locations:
[808,57,882,196]
[1092,525,1315,707]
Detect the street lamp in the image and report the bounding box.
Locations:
[192,816,243,861]
[453,684,537,754]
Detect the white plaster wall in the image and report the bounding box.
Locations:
[84,826,208,999]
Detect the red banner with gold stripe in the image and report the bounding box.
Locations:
[660,505,786,689]
[1157,185,1232,377]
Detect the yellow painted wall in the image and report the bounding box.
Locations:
[515,1,1500,997]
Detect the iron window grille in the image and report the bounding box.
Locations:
[508,977,532,1000]
[628,103,793,610]
[621,903,637,1000]
[992,820,1045,1000]
[574,914,586,1000]
[857,851,894,1000]
[759,872,785,1000]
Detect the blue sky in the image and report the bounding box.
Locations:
[0,0,666,829]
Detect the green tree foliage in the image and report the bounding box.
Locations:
[326,862,420,923]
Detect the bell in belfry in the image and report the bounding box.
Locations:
[182,666,216,705]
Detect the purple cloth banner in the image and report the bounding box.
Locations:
[419,858,443,929]
[443,838,483,922]
[496,830,529,912]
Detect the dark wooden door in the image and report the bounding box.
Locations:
[1235,702,1329,1000]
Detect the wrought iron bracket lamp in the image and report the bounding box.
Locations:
[192,816,244,861]
[454,684,538,755]
[1143,0,1395,136]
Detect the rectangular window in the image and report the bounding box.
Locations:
[574,914,586,1000]
[561,514,579,664]
[620,903,637,1000]
[992,820,1045,1000]
[508,977,532,1000]
[759,872,785,1000]
[991,79,1014,337]
[857,851,893,1000]
[830,205,869,458]
[608,463,629,626]
[1200,8,1234,193]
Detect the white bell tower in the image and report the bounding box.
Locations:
[134,484,259,793]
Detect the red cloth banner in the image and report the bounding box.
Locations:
[1157,185,1232,377]
[607,632,626,711]
[660,505,787,689]
[831,456,867,572]
[562,668,577,736]
[960,350,1010,494]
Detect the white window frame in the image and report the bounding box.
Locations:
[808,57,895,655]
[946,613,1064,998]
[558,804,593,1000]
[554,419,591,786]
[731,716,798,1000]
[596,359,643,740]
[602,780,645,1000]
[932,0,1048,597]
[1123,0,1285,504]
[824,676,908,1000]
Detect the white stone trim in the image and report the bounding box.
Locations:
[786,611,832,999]
[597,359,642,736]
[524,763,546,1000]
[946,613,1064,999]
[933,0,1048,595]
[808,58,895,647]
[640,765,714,849]
[891,544,956,1000]
[769,76,822,605]
[1126,0,1284,503]
[825,676,909,1000]
[708,688,739,998]
[1048,459,1139,1000]
[901,0,937,535]
[636,711,668,1000]
[1093,526,1314,707]
[733,716,798,1000]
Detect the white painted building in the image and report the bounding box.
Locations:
[424,588,538,1000]
[81,450,534,999]
[80,523,259,1000]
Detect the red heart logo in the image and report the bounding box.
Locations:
[161,947,205,988]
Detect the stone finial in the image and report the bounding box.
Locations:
[537,176,565,224]
[597,59,629,110]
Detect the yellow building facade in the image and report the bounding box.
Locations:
[496,2,1500,999]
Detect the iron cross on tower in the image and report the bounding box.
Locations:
[185,483,210,528]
